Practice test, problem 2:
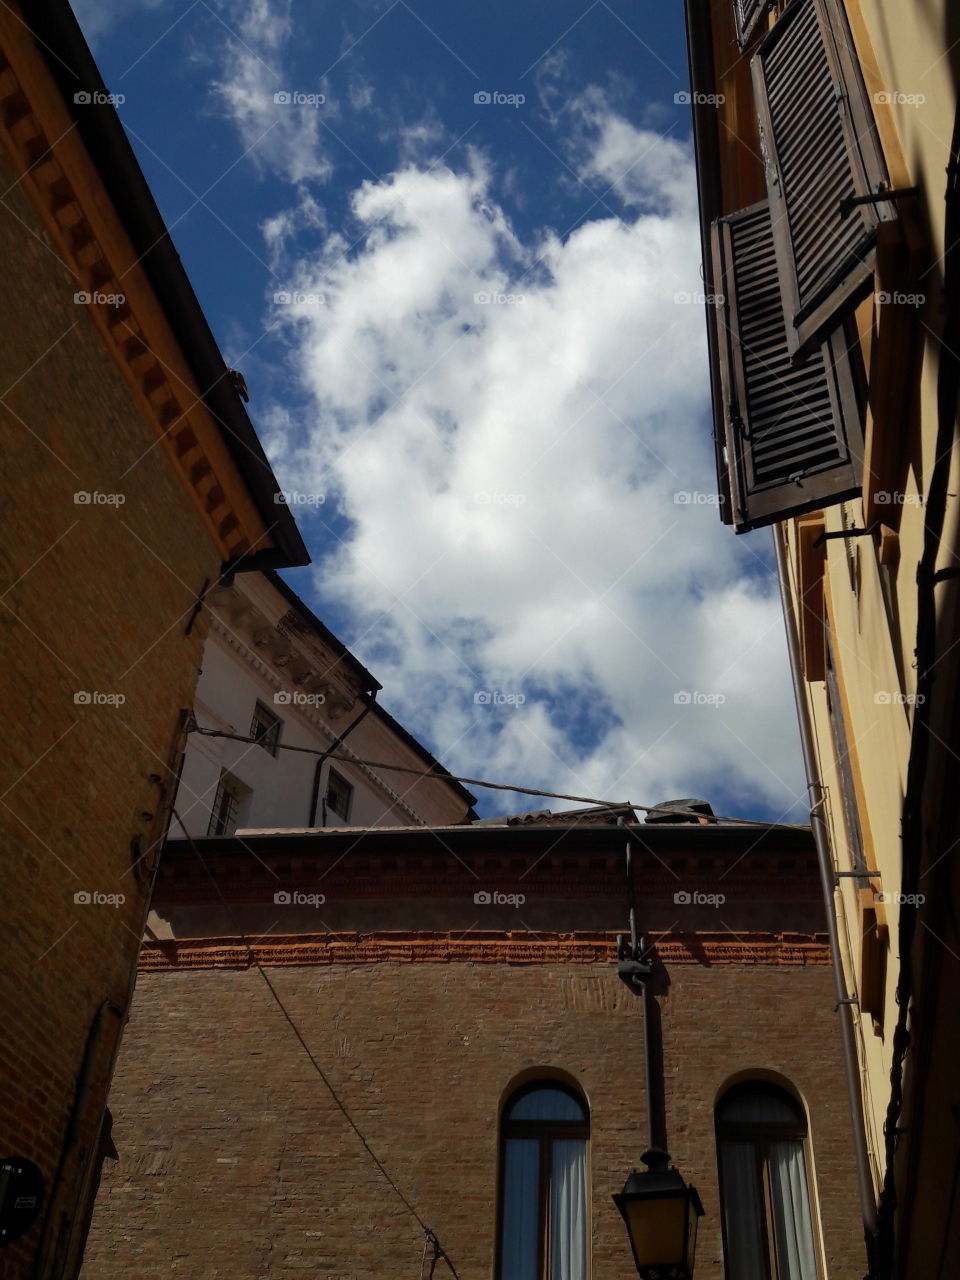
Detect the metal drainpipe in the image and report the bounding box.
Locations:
[308,698,374,827]
[774,524,879,1267]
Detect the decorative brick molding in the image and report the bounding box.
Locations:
[140,930,830,970]
[0,33,265,562]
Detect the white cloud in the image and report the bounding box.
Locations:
[570,87,697,217]
[212,0,333,185]
[262,96,804,819]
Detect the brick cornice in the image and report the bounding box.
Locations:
[0,22,268,561]
[156,837,822,904]
[140,930,830,970]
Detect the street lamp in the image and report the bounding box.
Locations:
[614,1146,705,1280]
[614,820,705,1278]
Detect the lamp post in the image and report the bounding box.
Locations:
[614,823,705,1279]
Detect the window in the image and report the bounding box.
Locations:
[716,1082,820,1280]
[751,0,895,353]
[250,700,282,756]
[497,1082,589,1280]
[324,769,353,822]
[711,200,864,531]
[207,770,250,836]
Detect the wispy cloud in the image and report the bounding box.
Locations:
[212,0,334,184]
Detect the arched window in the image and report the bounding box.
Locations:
[716,1082,821,1280]
[497,1081,589,1280]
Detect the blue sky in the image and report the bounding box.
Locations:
[78,0,806,822]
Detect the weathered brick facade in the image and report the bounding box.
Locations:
[82,824,866,1279]
[0,5,305,1275]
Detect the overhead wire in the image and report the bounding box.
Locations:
[169,807,462,1280]
[190,725,810,831]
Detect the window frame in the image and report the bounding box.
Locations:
[495,1081,590,1280]
[715,1081,823,1280]
[250,699,282,756]
[324,767,354,822]
[207,769,250,837]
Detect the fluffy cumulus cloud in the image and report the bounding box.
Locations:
[254,101,806,820]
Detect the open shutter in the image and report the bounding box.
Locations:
[712,201,863,532]
[734,0,769,49]
[751,0,895,353]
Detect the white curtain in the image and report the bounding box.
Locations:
[550,1139,587,1280]
[501,1139,539,1280]
[719,1142,768,1280]
[770,1141,818,1280]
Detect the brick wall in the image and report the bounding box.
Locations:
[82,957,864,1280]
[0,130,222,1277]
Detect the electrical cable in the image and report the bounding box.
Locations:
[190,726,809,831]
[169,808,461,1280]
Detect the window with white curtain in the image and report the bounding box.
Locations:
[716,1082,821,1280]
[497,1082,589,1280]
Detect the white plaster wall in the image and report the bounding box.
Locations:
[170,577,471,837]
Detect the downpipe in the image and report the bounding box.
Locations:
[774,524,879,1275]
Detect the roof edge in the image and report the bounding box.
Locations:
[21,0,310,569]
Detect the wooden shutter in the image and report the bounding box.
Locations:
[712,202,863,532]
[734,0,769,48]
[752,0,895,353]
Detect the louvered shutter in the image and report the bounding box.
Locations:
[734,0,768,48]
[752,0,895,354]
[712,202,863,532]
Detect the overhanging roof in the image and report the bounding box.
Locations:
[21,0,310,570]
[265,570,478,812]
